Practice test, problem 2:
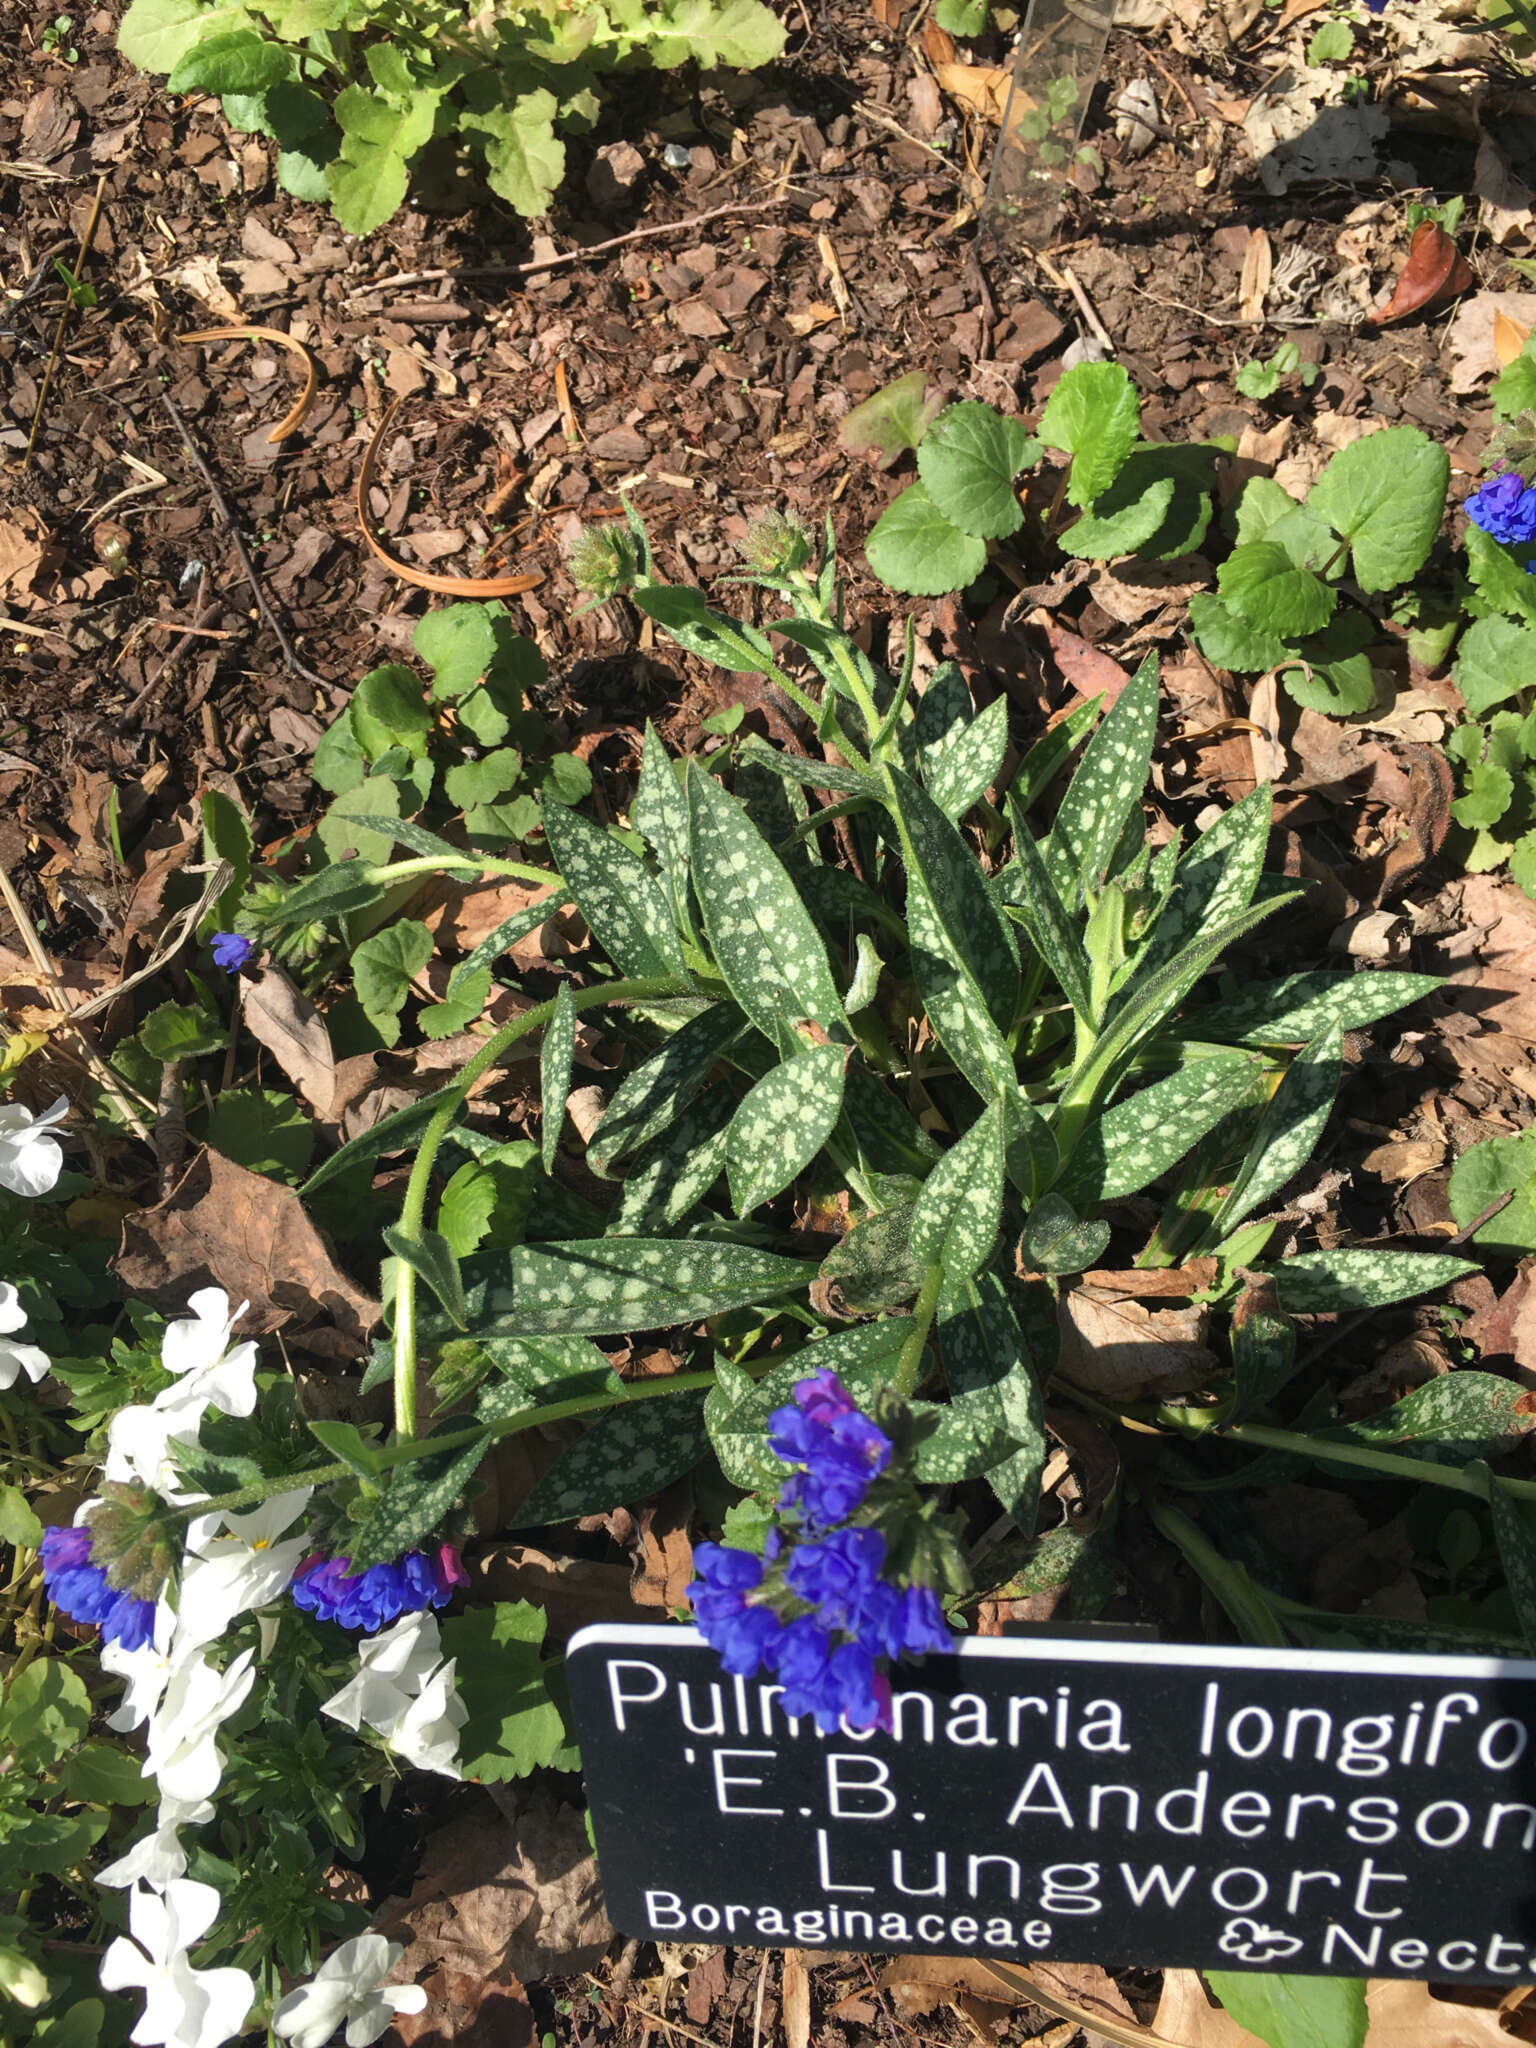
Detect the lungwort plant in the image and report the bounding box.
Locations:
[114,0,784,232]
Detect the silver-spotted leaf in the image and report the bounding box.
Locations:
[1131,781,1273,986]
[1057,1056,1265,1205]
[496,1237,815,1334]
[589,1005,744,1177]
[1271,1247,1477,1313]
[725,1041,848,1215]
[509,1391,711,1525]
[1047,652,1159,909]
[539,981,576,1174]
[924,692,1008,822]
[634,720,693,933]
[909,1099,1005,1280]
[1193,969,1440,1047]
[1207,1024,1342,1238]
[542,800,687,984]
[998,803,1093,1021]
[936,1270,1045,1526]
[612,1087,734,1234]
[705,1321,908,1491]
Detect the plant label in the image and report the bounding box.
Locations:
[567,1626,1536,1982]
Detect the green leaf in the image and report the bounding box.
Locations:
[1018,1191,1110,1275]
[1306,13,1353,56]
[4,1810,105,1876]
[419,963,492,1039]
[1278,609,1376,716]
[200,790,252,933]
[997,810,1092,1020]
[1487,1477,1536,1651]
[311,714,367,795]
[1207,1024,1342,1238]
[0,1659,91,1771]
[414,603,497,699]
[924,692,1008,822]
[1453,759,1516,830]
[1448,1128,1536,1252]
[1271,1247,1477,1312]
[916,401,1037,538]
[1206,1973,1366,2048]
[439,1161,499,1257]
[1187,591,1288,674]
[326,84,435,234]
[207,1086,313,1181]
[1492,343,1536,423]
[1218,541,1336,638]
[543,802,688,984]
[1228,1308,1298,1423]
[307,1426,392,1481]
[937,1269,1045,1526]
[539,982,576,1174]
[864,483,987,596]
[486,1238,814,1335]
[613,1085,733,1233]
[910,1099,1005,1279]
[1056,1055,1264,1204]
[0,1484,42,1549]
[646,0,786,66]
[510,1389,710,1524]
[347,1419,493,1569]
[725,1041,847,1215]
[837,370,942,463]
[1060,472,1176,560]
[118,0,256,71]
[302,1084,457,1196]
[1192,968,1439,1047]
[1326,1374,1534,1458]
[820,1201,926,1311]
[686,764,842,1048]
[317,775,401,868]
[934,0,988,29]
[168,25,288,89]
[383,1224,466,1328]
[1456,613,1536,716]
[1308,424,1448,591]
[351,918,433,1047]
[139,1000,227,1062]
[633,585,777,674]
[350,664,433,760]
[60,1741,156,1807]
[634,722,692,933]
[266,857,383,929]
[444,749,521,810]
[1466,522,1536,627]
[1037,361,1140,508]
[589,1005,744,1176]
[543,752,592,808]
[1047,651,1159,909]
[441,1602,569,1783]
[883,763,1019,1099]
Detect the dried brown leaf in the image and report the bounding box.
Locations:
[1152,1970,1266,2048]
[1373,221,1475,325]
[385,1964,534,2048]
[1362,1980,1517,2046]
[243,967,336,1117]
[933,61,1013,123]
[1056,1287,1217,1401]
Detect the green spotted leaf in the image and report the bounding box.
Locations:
[883,763,1019,1099]
[1323,1372,1532,1458]
[821,1201,926,1312]
[539,981,576,1174]
[1207,1025,1342,1238]
[1017,1192,1110,1276]
[475,1332,621,1418]
[1056,1056,1265,1205]
[909,1099,1005,1280]
[686,764,843,1049]
[509,1390,710,1524]
[486,1237,815,1335]
[1486,1479,1536,1652]
[1192,969,1439,1048]
[997,804,1092,1020]
[1046,652,1159,909]
[542,802,687,984]
[634,720,692,934]
[1271,1247,1477,1313]
[923,692,1008,822]
[705,1321,910,1490]
[1131,782,1273,986]
[936,1269,1046,1526]
[725,1041,848,1215]
[1229,1309,1299,1424]
[383,1224,467,1330]
[590,1005,744,1177]
[613,1086,734,1233]
[345,1418,492,1568]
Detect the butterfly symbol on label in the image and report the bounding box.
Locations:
[1218,1917,1306,1964]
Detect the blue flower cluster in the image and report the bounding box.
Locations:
[290,1543,468,1631]
[40,1523,156,1651]
[689,1372,952,1734]
[1466,471,1536,554]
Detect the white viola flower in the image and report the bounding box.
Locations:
[271,1935,427,2048]
[319,1611,444,1735]
[173,1489,312,1652]
[100,1881,253,2048]
[103,1402,208,1499]
[0,1280,49,1388]
[380,1659,467,1780]
[96,1792,215,1891]
[102,1600,184,1732]
[144,1650,255,1805]
[161,1288,258,1407]
[0,1094,68,1197]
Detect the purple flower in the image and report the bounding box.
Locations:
[210,931,254,974]
[689,1543,782,1677]
[768,1373,892,1531]
[290,1547,464,1631]
[784,1527,888,1629]
[858,1581,953,1659]
[1466,470,1536,548]
[40,1523,156,1650]
[775,1619,888,1732]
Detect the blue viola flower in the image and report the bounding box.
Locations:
[40,1523,156,1650]
[210,932,254,974]
[290,1545,467,1632]
[1466,470,1536,549]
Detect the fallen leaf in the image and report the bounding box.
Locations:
[425,878,564,967]
[1373,221,1475,325]
[1077,1260,1219,1296]
[1238,227,1273,323]
[1360,1137,1447,1182]
[1153,1969,1267,2047]
[116,1148,379,1350]
[0,510,54,603]
[164,255,242,323]
[379,1795,613,1986]
[933,60,1013,124]
[1033,614,1134,705]
[1475,132,1536,250]
[782,1952,811,2048]
[1495,307,1532,366]
[1446,291,1536,393]
[1056,1285,1217,1401]
[385,1964,534,2047]
[629,1486,695,1610]
[1363,1980,1516,2046]
[243,967,336,1117]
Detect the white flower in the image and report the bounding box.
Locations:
[99,1881,253,2048]
[321,1613,466,1781]
[102,1600,184,1731]
[103,1291,259,1495]
[96,1793,215,1891]
[0,1095,68,1197]
[144,1650,255,1804]
[319,1612,444,1734]
[103,1403,207,1498]
[173,1490,312,1651]
[162,1288,258,1397]
[271,1935,426,2048]
[0,1281,49,1388]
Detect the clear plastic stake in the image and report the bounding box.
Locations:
[981,0,1115,249]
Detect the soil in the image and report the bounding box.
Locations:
[7,0,1536,2038]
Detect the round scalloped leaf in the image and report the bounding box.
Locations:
[865,483,987,596]
[916,402,1038,539]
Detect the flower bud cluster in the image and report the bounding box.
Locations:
[689,1370,956,1734]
